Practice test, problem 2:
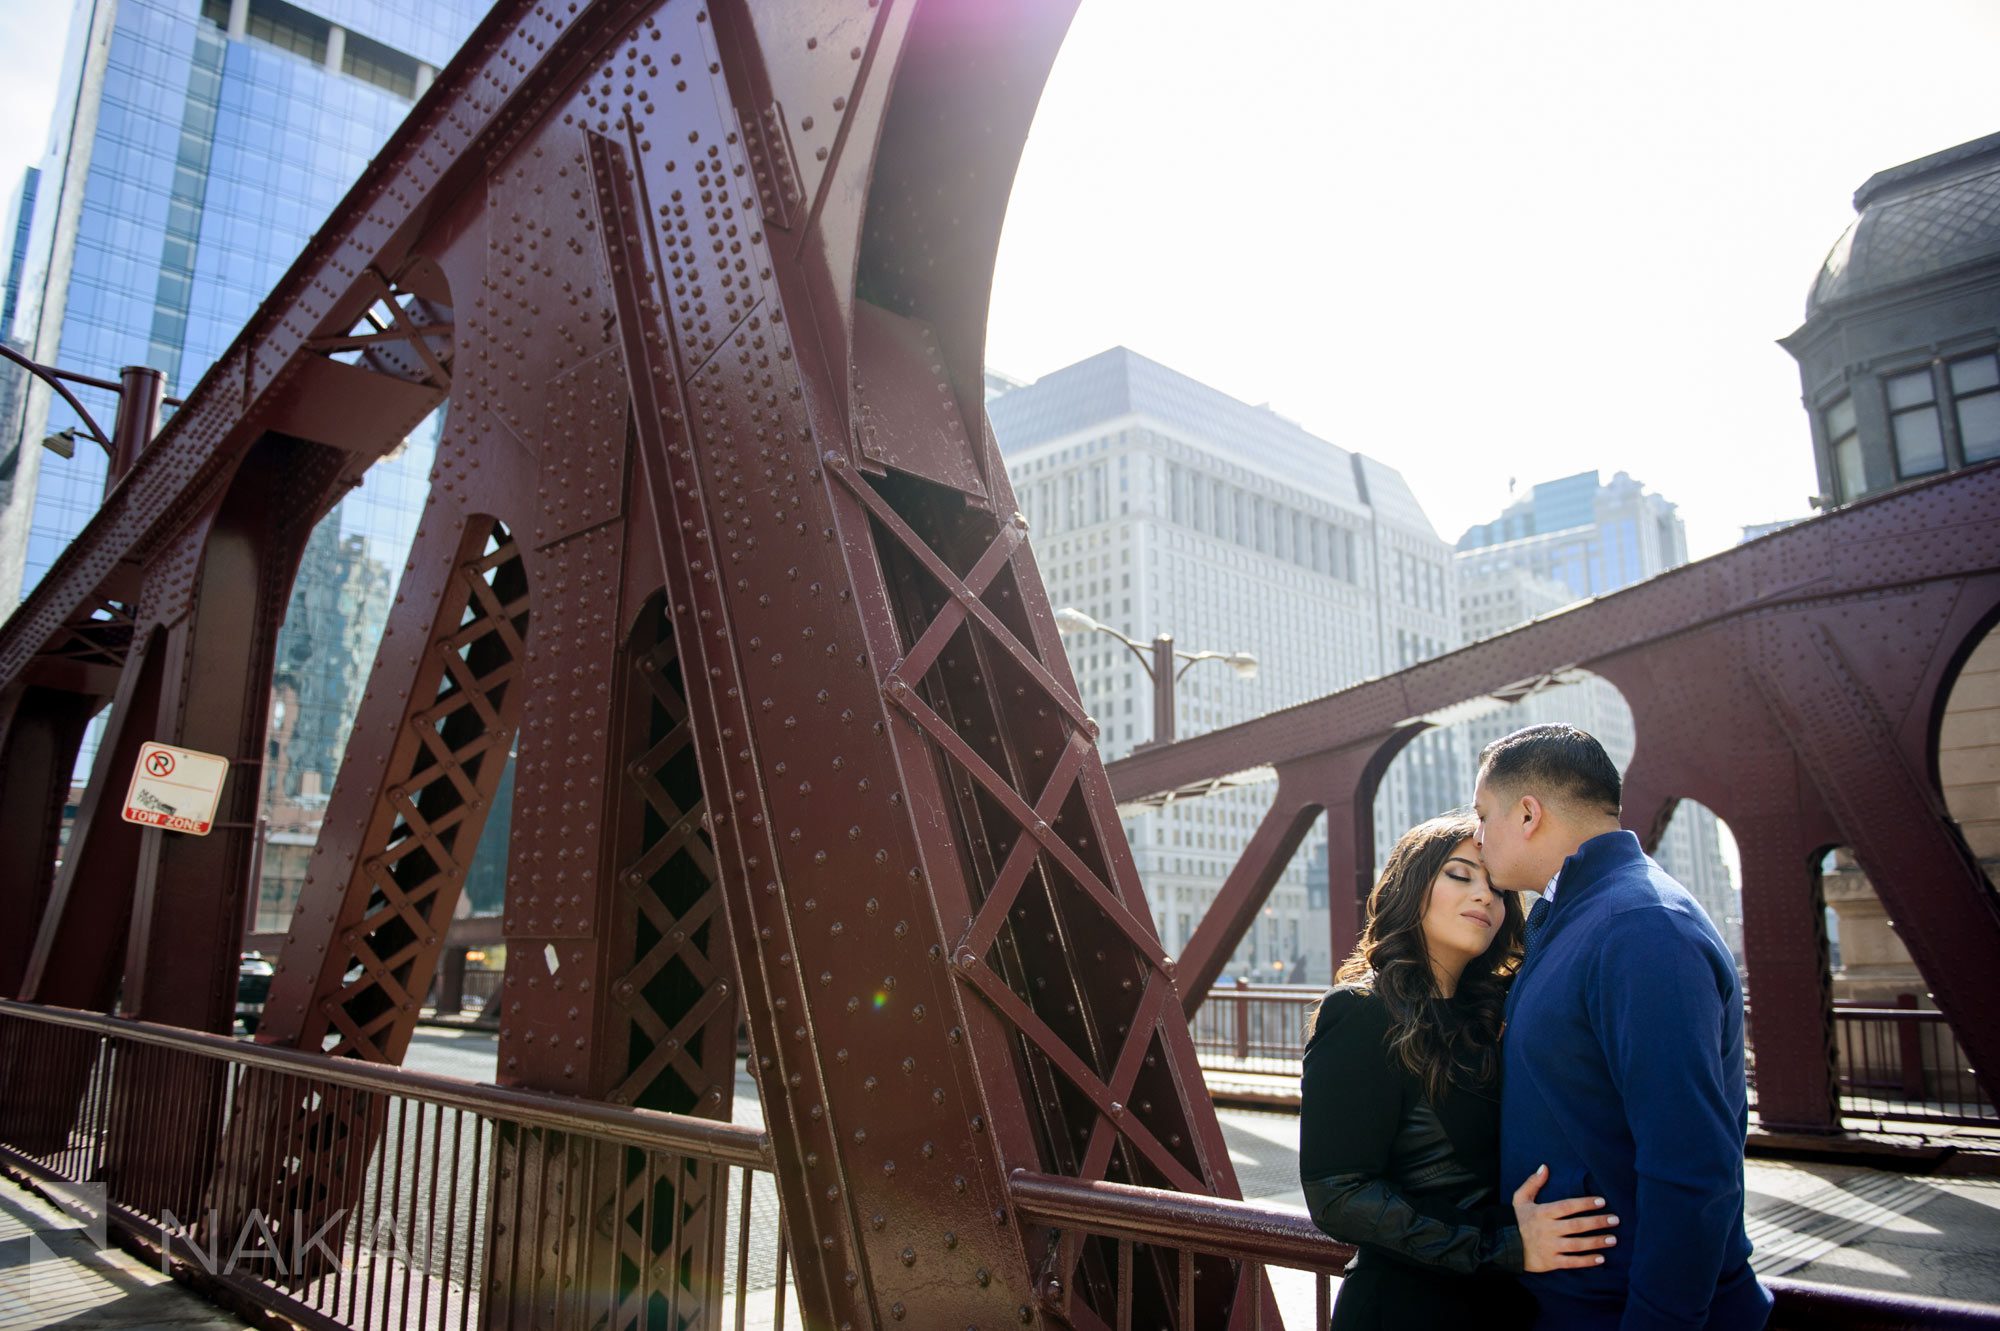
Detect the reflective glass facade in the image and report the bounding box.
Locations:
[2,0,488,929]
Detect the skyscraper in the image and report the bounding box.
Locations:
[0,168,43,503]
[1456,471,1741,956]
[988,348,1464,983]
[1456,470,1688,596]
[0,0,488,928]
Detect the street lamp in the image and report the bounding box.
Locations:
[1053,607,1258,746]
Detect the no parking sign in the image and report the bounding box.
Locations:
[121,741,230,835]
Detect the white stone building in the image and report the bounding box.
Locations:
[988,348,1464,983]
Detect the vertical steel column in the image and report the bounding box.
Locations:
[487,586,740,1331]
[0,686,98,997]
[580,0,1256,1298]
[1151,634,1175,745]
[20,629,170,1013]
[122,437,347,1033]
[0,630,167,1159]
[1733,818,1839,1133]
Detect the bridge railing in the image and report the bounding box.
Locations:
[1,998,1994,1329]
[1186,981,1322,1080]
[1193,985,2000,1129]
[0,999,791,1331]
[1826,1000,1999,1129]
[1009,1167,1346,1326]
[1007,1171,2000,1330]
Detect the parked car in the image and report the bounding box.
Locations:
[237,952,274,1035]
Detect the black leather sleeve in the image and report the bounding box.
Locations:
[1301,1172,1526,1276]
[1298,989,1526,1276]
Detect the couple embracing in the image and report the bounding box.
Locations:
[1300,724,1772,1331]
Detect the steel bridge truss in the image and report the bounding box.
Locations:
[0,0,1995,1327]
[0,0,1267,1325]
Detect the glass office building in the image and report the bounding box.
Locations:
[0,0,492,928]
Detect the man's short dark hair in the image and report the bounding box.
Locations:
[1478,723,1621,817]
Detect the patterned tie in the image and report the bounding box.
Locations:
[1520,894,1554,967]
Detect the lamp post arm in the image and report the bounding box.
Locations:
[1175,650,1257,683]
[1173,650,1232,682]
[0,343,115,454]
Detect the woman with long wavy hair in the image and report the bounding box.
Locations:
[1299,812,1619,1328]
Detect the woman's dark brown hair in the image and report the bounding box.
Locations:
[1309,812,1524,1103]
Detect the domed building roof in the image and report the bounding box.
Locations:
[1808,129,2000,315]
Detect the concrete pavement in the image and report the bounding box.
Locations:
[0,1178,253,1330]
[1209,1103,2000,1306]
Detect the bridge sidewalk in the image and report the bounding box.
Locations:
[0,1175,254,1330]
[1220,1102,2000,1308]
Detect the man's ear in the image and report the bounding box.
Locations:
[1518,793,1544,838]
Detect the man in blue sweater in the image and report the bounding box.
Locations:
[1474,724,1770,1331]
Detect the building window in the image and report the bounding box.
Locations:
[1886,368,1945,477]
[1949,352,2000,463]
[245,0,332,63]
[344,30,420,100]
[1824,396,1862,501]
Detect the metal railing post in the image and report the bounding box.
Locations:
[1233,977,1251,1061]
[436,946,467,1017]
[1896,993,1926,1101]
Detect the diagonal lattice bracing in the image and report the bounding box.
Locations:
[276,520,528,1063]
[840,448,1256,1326]
[604,594,737,1119]
[32,599,136,684]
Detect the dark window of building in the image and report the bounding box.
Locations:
[246,0,331,64]
[1949,352,2000,463]
[343,30,420,100]
[1886,368,1945,477]
[1825,396,1862,501]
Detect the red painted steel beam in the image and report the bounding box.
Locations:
[0,687,98,997]
[1169,736,1414,1018]
[1108,467,2000,802]
[555,4,1267,1321]
[0,1,1288,1327]
[0,0,643,693]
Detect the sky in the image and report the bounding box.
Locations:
[3,0,1998,556]
[987,0,2000,557]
